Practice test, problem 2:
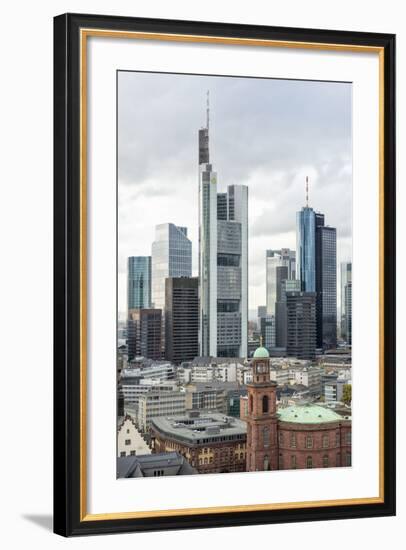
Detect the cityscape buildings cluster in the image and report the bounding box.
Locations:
[117,97,352,478]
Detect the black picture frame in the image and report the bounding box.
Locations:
[54,12,396,537]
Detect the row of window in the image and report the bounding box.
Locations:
[278,452,351,469]
[278,431,351,448]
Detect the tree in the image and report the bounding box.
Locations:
[342,384,352,405]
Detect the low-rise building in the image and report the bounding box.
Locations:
[117,452,197,478]
[137,391,186,433]
[117,415,151,457]
[150,412,247,474]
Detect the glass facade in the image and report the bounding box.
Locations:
[127,256,151,312]
[341,262,352,342]
[151,223,192,311]
[266,249,296,314]
[316,225,337,349]
[296,208,316,292]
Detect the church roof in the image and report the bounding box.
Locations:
[277,404,344,424]
[253,346,270,358]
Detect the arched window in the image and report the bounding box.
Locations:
[249,394,253,413]
[263,455,269,471]
[306,456,313,469]
[290,432,297,448]
[291,455,297,469]
[336,453,341,467]
[322,434,329,448]
[262,395,269,413]
[346,452,352,466]
[305,435,313,449]
[263,426,270,447]
[323,455,329,468]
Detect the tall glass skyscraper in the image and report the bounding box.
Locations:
[296,207,316,292]
[198,96,248,358]
[127,256,151,312]
[266,249,296,314]
[151,223,192,311]
[341,262,352,343]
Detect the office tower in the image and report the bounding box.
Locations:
[286,291,317,360]
[165,277,199,364]
[260,315,276,349]
[341,262,352,342]
[275,279,301,348]
[198,93,248,358]
[257,305,267,330]
[127,308,162,361]
[127,256,151,312]
[151,223,192,311]
[344,281,352,345]
[266,249,296,314]
[296,180,336,350]
[316,224,337,349]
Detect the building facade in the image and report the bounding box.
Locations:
[296,207,316,292]
[260,315,276,350]
[286,291,317,360]
[275,278,301,348]
[137,391,186,433]
[150,411,247,474]
[245,347,279,471]
[165,277,199,364]
[316,224,337,349]
[127,308,162,361]
[341,262,352,343]
[198,100,248,358]
[266,249,296,315]
[127,256,151,312]
[117,415,151,457]
[151,223,192,311]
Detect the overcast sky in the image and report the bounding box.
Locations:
[118,71,352,316]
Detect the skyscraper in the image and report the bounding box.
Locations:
[344,281,352,345]
[316,225,337,349]
[165,277,199,364]
[198,94,248,358]
[341,262,352,342]
[127,256,151,312]
[151,223,192,311]
[275,278,301,348]
[286,291,317,360]
[266,249,296,314]
[127,308,162,361]
[296,180,337,350]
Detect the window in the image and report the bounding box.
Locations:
[263,455,269,471]
[290,432,297,448]
[120,451,126,457]
[323,455,329,468]
[278,431,284,445]
[126,429,130,434]
[291,455,297,469]
[322,434,329,448]
[336,453,341,466]
[346,432,351,445]
[130,450,136,456]
[125,439,131,445]
[279,455,284,469]
[262,395,269,413]
[346,452,352,466]
[336,432,340,446]
[305,435,313,449]
[249,394,253,413]
[306,456,313,468]
[263,426,270,447]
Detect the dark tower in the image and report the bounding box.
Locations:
[246,346,278,472]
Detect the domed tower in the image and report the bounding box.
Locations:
[246,346,278,471]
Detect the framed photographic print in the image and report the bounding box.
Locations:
[53,13,396,536]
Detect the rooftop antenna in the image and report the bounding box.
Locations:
[306,175,309,207]
[206,90,210,130]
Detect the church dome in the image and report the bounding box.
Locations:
[253,346,270,358]
[277,404,344,424]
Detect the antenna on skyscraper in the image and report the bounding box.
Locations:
[206,90,210,130]
[306,176,309,207]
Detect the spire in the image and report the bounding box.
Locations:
[206,90,210,131]
[306,175,309,207]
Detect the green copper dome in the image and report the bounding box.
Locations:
[277,404,344,424]
[253,346,270,358]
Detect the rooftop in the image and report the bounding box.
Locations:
[117,452,197,478]
[277,403,346,424]
[150,412,247,444]
[253,346,270,359]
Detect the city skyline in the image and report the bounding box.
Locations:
[118,71,352,316]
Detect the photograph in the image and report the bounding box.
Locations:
[116,70,353,478]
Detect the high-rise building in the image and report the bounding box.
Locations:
[260,315,276,350]
[151,223,192,311]
[266,249,295,314]
[198,94,248,358]
[257,305,267,331]
[316,225,337,349]
[127,256,151,312]
[296,183,336,351]
[127,308,162,361]
[286,291,317,360]
[341,262,352,342]
[344,281,352,345]
[165,277,199,364]
[275,279,301,347]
